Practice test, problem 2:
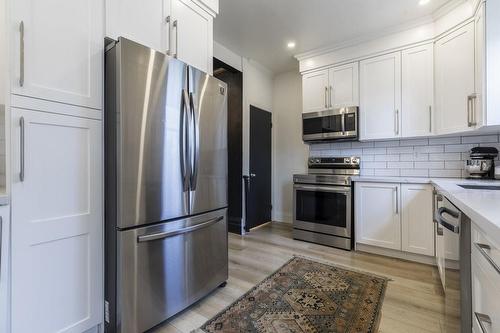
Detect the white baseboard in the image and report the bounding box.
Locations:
[356,243,437,266]
[272,211,293,223]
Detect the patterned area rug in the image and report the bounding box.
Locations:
[196,256,388,333]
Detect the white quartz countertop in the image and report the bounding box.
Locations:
[352,176,500,244]
[351,175,432,184]
[431,178,500,244]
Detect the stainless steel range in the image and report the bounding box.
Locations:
[293,157,360,250]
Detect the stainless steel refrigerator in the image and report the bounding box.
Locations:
[104,37,228,333]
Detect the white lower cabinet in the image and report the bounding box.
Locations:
[471,222,500,333]
[0,205,10,333]
[10,108,103,333]
[355,182,401,250]
[401,184,434,256]
[356,182,434,256]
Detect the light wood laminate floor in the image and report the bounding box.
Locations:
[155,222,445,333]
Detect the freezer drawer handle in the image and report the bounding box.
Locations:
[474,312,492,333]
[436,207,460,233]
[137,216,224,243]
[475,243,500,275]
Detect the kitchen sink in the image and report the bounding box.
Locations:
[458,184,500,190]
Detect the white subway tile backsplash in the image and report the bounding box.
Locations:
[429,169,462,178]
[461,135,499,144]
[445,161,465,169]
[429,136,461,145]
[445,144,475,153]
[309,133,499,179]
[414,161,445,169]
[352,141,375,148]
[387,161,414,169]
[362,147,387,155]
[374,154,400,162]
[400,138,429,146]
[374,140,400,148]
[401,169,429,177]
[374,169,401,177]
[415,145,444,153]
[428,152,461,161]
[387,146,414,154]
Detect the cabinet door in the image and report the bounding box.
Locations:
[0,205,10,333]
[360,52,402,140]
[402,44,434,137]
[401,184,434,256]
[11,108,102,333]
[11,0,104,109]
[435,22,475,134]
[171,0,213,73]
[329,62,359,108]
[355,182,401,250]
[474,3,485,128]
[302,70,329,113]
[106,0,170,53]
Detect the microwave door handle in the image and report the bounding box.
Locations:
[341,113,346,135]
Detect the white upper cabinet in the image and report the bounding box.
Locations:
[329,62,359,109]
[106,0,170,53]
[401,184,434,257]
[360,52,402,140]
[302,70,329,114]
[302,63,359,114]
[106,0,214,73]
[11,0,104,110]
[171,0,213,73]
[435,22,475,135]
[474,3,485,128]
[355,182,401,250]
[10,108,102,333]
[402,44,434,137]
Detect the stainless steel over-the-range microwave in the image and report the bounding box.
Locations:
[302,107,358,142]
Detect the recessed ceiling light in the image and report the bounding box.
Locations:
[287,41,296,49]
[419,0,430,5]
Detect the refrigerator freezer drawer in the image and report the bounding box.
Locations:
[116,208,228,333]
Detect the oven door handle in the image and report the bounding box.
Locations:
[294,184,351,194]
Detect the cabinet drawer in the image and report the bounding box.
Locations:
[471,256,500,333]
[471,223,500,281]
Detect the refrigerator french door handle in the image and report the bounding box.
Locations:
[180,89,191,192]
[189,92,199,191]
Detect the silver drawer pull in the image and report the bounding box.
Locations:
[475,243,500,275]
[475,312,492,333]
[137,216,223,243]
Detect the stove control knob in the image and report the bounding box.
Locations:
[344,158,350,163]
[351,157,360,165]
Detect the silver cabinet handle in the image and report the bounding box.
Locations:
[19,21,24,87]
[394,109,400,135]
[394,187,399,215]
[436,207,460,233]
[173,19,178,58]
[470,93,478,126]
[329,85,333,108]
[324,87,328,108]
[250,173,256,177]
[467,95,474,127]
[165,16,171,55]
[475,243,500,275]
[475,312,492,333]
[429,106,432,133]
[137,216,224,242]
[19,117,25,182]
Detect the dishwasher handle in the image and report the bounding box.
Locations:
[436,207,460,233]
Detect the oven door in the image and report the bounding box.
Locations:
[302,108,358,142]
[293,184,352,238]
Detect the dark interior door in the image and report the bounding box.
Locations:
[247,106,272,231]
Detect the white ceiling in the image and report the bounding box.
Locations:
[214,0,452,73]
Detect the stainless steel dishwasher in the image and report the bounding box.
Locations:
[434,192,471,333]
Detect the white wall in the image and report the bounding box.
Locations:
[272,71,308,223]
